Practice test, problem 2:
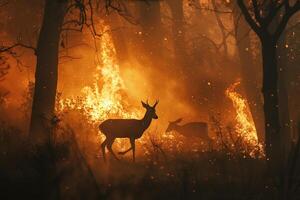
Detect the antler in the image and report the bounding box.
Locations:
[153,99,159,108]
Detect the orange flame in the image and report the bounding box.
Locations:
[57,25,143,151]
[225,80,264,157]
[58,25,142,123]
[57,25,264,156]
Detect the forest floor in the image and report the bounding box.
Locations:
[0,121,298,200]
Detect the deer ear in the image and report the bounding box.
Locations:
[141,101,148,108]
[174,118,182,123]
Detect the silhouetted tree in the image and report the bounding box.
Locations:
[29,0,67,145]
[166,0,188,67]
[136,1,165,61]
[29,0,124,144]
[25,0,128,198]
[237,0,300,177]
[277,28,292,155]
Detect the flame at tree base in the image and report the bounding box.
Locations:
[56,24,142,151]
[57,25,142,123]
[226,80,264,157]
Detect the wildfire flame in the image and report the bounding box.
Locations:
[58,25,142,123]
[57,25,145,151]
[225,80,264,157]
[57,24,264,156]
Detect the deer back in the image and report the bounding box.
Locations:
[177,122,209,139]
[99,119,145,138]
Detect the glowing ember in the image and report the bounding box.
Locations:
[58,25,142,124]
[225,80,264,157]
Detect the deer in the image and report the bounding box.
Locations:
[99,100,159,162]
[166,118,211,143]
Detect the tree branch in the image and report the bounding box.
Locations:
[237,0,262,37]
[0,43,36,54]
[212,0,229,54]
[274,0,300,41]
[189,1,233,14]
[264,1,285,27]
[252,0,263,25]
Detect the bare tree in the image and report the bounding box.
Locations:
[237,0,300,177]
[1,1,131,198]
[29,0,126,145]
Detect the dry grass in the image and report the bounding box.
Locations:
[0,117,299,200]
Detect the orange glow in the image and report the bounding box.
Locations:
[57,25,142,123]
[57,25,143,151]
[225,80,264,157]
[56,25,264,156]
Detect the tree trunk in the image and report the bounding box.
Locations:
[29,1,66,198]
[166,0,187,67]
[277,29,292,159]
[261,37,282,176]
[29,0,66,144]
[136,1,164,61]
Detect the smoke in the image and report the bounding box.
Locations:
[1,0,242,133]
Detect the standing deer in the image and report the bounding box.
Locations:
[166,118,211,142]
[99,100,159,162]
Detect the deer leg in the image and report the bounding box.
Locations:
[101,139,107,161]
[107,139,119,161]
[130,138,135,162]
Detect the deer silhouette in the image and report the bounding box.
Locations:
[166,118,211,142]
[99,100,159,162]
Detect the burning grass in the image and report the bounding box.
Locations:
[225,80,264,157]
[57,25,142,123]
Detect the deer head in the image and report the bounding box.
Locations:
[166,118,182,132]
[141,100,159,119]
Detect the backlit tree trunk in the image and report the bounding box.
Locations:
[29,1,67,199]
[277,30,292,158]
[237,0,299,180]
[29,0,66,144]
[166,0,187,67]
[261,36,282,174]
[136,1,164,61]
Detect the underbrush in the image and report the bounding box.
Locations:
[0,119,298,200]
[96,152,270,200]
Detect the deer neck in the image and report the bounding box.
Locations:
[140,112,152,131]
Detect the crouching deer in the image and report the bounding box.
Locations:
[166,118,211,142]
[99,100,159,162]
